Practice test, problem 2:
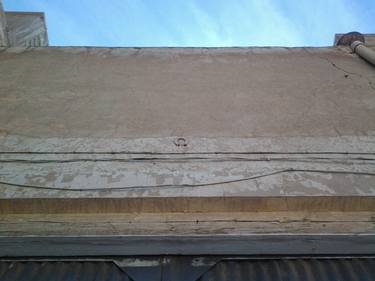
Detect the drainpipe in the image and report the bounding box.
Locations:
[350,41,375,67]
[336,32,375,67]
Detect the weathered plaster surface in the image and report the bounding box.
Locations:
[0,47,374,139]
[0,47,374,201]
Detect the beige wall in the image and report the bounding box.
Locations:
[0,46,374,201]
[0,47,375,139]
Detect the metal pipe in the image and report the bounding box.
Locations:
[351,40,375,67]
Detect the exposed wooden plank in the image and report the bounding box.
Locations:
[1,196,375,214]
[0,212,373,236]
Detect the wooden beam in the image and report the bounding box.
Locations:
[1,211,373,256]
[1,212,373,236]
[1,196,375,214]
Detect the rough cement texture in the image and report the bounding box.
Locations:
[0,46,374,201]
[0,46,374,254]
[0,47,375,139]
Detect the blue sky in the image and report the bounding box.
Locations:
[3,0,375,47]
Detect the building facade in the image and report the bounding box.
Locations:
[0,2,375,280]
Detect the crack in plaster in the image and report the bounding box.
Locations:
[304,48,375,92]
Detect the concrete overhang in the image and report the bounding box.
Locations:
[0,45,374,256]
[0,3,374,256]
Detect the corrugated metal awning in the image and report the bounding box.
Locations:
[200,258,375,281]
[0,257,374,281]
[0,261,131,281]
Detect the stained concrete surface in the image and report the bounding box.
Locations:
[0,46,374,201]
[0,46,375,255]
[0,46,375,139]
